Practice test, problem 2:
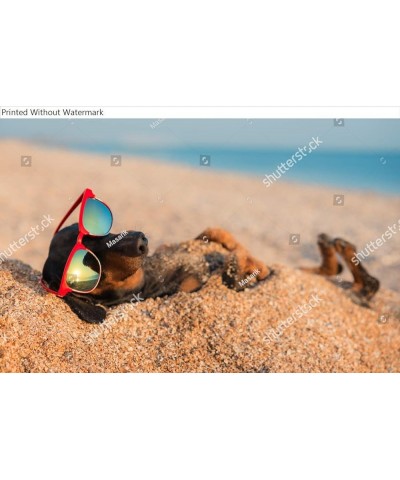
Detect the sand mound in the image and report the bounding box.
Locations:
[1,258,399,372]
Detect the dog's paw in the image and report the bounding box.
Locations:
[333,237,380,300]
[64,295,107,324]
[196,227,239,251]
[222,248,270,291]
[301,233,343,276]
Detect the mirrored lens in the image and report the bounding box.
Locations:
[66,249,101,292]
[83,198,113,236]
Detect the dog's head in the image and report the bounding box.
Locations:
[42,223,148,323]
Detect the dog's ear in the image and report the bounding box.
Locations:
[64,295,107,324]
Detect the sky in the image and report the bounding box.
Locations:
[0,119,399,152]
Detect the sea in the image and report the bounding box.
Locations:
[69,143,400,195]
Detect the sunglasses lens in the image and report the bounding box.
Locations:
[83,198,113,236]
[66,249,101,292]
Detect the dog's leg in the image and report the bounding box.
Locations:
[196,227,241,251]
[64,295,107,324]
[333,237,380,300]
[222,246,270,291]
[301,233,343,276]
[196,228,271,290]
[196,228,270,290]
[178,275,203,293]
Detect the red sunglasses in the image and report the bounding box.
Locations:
[41,188,113,297]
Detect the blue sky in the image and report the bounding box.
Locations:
[0,119,399,152]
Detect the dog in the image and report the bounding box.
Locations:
[42,224,379,324]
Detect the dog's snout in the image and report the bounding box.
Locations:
[105,230,148,257]
[137,233,148,254]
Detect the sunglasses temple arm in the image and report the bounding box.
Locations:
[54,193,84,234]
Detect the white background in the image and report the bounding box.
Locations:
[1,0,399,108]
[1,1,399,479]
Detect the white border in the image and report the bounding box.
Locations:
[1,374,399,480]
[1,106,400,119]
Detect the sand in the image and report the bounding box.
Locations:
[1,258,400,373]
[0,140,399,372]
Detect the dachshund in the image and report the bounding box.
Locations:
[42,225,379,323]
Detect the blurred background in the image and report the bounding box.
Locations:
[1,119,399,192]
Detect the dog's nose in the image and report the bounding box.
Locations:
[121,231,149,256]
[137,233,148,254]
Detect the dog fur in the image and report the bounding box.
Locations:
[42,225,379,323]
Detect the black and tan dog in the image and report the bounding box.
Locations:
[42,225,379,323]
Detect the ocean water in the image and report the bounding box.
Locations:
[1,118,399,193]
[72,144,400,195]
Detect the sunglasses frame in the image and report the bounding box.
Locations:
[40,188,113,297]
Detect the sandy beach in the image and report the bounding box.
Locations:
[0,140,399,372]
